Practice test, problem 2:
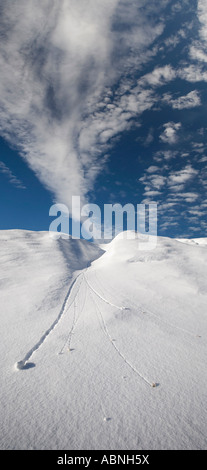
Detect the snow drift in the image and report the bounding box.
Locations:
[0,230,207,450]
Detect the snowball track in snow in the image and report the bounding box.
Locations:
[15,272,83,370]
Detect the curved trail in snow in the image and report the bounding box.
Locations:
[87,281,157,388]
[83,272,127,311]
[58,277,87,354]
[15,272,83,370]
[90,269,201,339]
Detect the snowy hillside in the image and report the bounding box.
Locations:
[0,230,207,450]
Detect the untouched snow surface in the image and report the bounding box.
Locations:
[0,230,207,450]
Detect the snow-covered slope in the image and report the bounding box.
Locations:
[0,230,207,450]
[176,237,207,246]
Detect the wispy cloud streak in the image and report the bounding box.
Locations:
[0,0,165,217]
[0,161,26,189]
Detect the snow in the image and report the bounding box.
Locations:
[0,229,207,450]
[176,237,207,246]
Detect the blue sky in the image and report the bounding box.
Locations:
[0,0,207,238]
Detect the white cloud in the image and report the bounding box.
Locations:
[139,65,176,88]
[159,122,182,144]
[0,0,122,216]
[140,62,207,86]
[188,209,203,216]
[163,90,201,109]
[143,190,161,197]
[171,2,183,13]
[0,0,166,217]
[168,166,198,185]
[158,202,177,210]
[198,156,207,162]
[140,160,200,213]
[178,65,207,82]
[164,25,189,49]
[164,34,181,48]
[0,161,26,189]
[78,87,156,160]
[144,128,154,146]
[197,0,207,43]
[146,165,159,173]
[159,221,179,231]
[187,0,207,69]
[150,175,166,189]
[190,45,207,63]
[178,193,199,203]
[154,150,178,162]
[140,170,166,205]
[181,153,190,158]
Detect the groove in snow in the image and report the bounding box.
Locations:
[14,272,82,370]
